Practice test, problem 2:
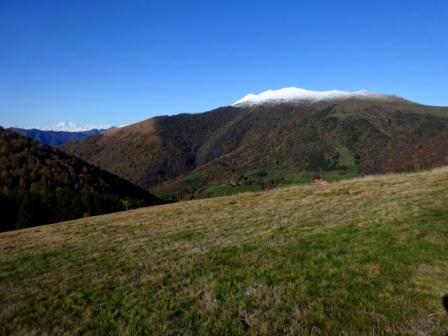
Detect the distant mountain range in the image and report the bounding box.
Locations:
[60,88,448,200]
[0,128,161,231]
[9,127,113,146]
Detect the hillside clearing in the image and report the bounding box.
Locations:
[1,168,448,335]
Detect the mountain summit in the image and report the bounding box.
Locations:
[62,91,448,200]
[232,87,396,106]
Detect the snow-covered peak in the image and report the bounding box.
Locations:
[232,87,392,106]
[37,121,112,132]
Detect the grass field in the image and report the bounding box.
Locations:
[205,184,261,197]
[1,167,448,335]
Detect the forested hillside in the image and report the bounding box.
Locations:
[0,128,161,231]
[61,98,448,200]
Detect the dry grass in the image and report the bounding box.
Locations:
[1,167,448,334]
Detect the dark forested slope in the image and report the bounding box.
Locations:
[0,128,161,231]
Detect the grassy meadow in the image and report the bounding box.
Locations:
[1,167,448,335]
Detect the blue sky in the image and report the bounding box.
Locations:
[1,0,447,129]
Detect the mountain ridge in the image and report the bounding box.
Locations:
[232,87,401,106]
[9,127,113,146]
[60,91,448,200]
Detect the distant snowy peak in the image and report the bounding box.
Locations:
[38,122,112,132]
[232,87,396,106]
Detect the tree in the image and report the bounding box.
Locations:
[16,194,41,229]
[0,193,18,232]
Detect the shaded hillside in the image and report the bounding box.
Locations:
[61,98,448,200]
[1,167,448,334]
[0,128,161,231]
[62,107,241,188]
[9,127,110,146]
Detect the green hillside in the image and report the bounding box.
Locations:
[1,167,448,334]
[61,99,448,200]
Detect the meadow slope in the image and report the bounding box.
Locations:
[1,168,448,335]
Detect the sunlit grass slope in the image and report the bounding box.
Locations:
[2,167,448,335]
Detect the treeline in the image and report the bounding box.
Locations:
[0,128,161,231]
[0,189,148,232]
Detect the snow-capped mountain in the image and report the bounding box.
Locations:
[8,127,109,147]
[39,121,112,132]
[233,87,396,106]
[61,88,448,200]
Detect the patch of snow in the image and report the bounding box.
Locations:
[232,87,392,106]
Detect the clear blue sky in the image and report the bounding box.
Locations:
[1,0,447,128]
